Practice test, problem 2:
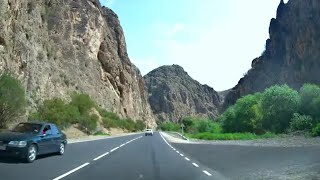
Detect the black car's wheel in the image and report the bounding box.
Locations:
[25,144,37,163]
[57,142,65,155]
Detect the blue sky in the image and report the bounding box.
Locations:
[100,0,288,91]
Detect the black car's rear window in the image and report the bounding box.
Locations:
[12,123,42,134]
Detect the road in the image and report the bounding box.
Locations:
[0,132,221,180]
[0,132,319,180]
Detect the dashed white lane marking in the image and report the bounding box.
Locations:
[192,163,199,167]
[55,135,144,180]
[53,162,90,180]
[203,170,212,176]
[160,132,215,177]
[110,147,119,152]
[93,152,109,161]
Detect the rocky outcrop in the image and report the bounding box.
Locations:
[223,0,320,109]
[144,65,222,122]
[0,0,156,127]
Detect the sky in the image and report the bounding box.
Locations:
[100,0,289,91]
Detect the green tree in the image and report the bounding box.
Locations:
[0,72,26,128]
[299,84,320,120]
[221,106,237,132]
[261,85,300,133]
[221,93,262,133]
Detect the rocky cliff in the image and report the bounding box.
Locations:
[144,65,222,122]
[224,0,320,109]
[0,0,156,127]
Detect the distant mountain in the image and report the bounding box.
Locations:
[223,0,320,109]
[144,65,222,122]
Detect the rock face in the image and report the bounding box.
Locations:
[224,0,320,109]
[0,0,156,127]
[144,65,222,122]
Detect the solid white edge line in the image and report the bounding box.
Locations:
[53,162,90,180]
[93,152,109,161]
[203,170,212,176]
[192,163,199,167]
[185,157,190,161]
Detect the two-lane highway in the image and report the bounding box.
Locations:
[0,132,220,180]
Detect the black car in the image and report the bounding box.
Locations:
[0,122,67,163]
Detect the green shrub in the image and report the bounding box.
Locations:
[99,109,145,132]
[94,131,109,136]
[98,108,120,121]
[78,114,98,133]
[289,113,313,132]
[312,123,320,137]
[299,84,320,119]
[134,120,145,131]
[0,72,26,128]
[260,85,301,133]
[159,122,180,131]
[30,98,80,128]
[182,117,194,132]
[70,93,95,115]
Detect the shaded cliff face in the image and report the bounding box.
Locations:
[0,0,156,127]
[224,0,320,109]
[144,65,222,122]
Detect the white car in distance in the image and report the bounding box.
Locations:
[145,129,153,136]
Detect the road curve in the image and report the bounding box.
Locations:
[0,132,219,180]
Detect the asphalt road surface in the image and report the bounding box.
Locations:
[0,132,319,180]
[0,132,220,180]
[173,142,320,179]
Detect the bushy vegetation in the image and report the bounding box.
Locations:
[0,72,26,128]
[98,108,145,132]
[159,121,180,132]
[289,113,313,132]
[260,85,301,133]
[221,94,262,133]
[166,83,320,140]
[299,84,320,119]
[220,84,320,136]
[30,93,145,134]
[182,117,222,133]
[186,132,275,140]
[312,123,320,137]
[159,117,274,140]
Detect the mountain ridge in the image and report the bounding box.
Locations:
[144,64,222,122]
